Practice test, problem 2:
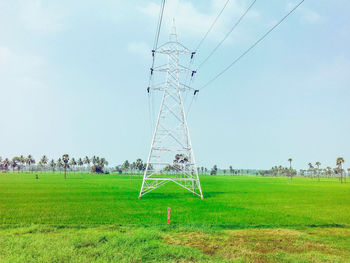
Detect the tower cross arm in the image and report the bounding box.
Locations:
[152,64,193,73]
[148,83,198,93]
[155,42,192,55]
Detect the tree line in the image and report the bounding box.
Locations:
[115,158,149,175]
[0,155,109,178]
[258,157,348,183]
[2,154,348,183]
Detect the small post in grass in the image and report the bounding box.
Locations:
[167,207,171,225]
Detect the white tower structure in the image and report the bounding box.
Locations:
[139,21,203,199]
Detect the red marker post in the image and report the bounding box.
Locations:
[167,207,171,225]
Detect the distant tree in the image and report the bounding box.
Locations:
[122,160,130,174]
[223,169,227,175]
[69,158,77,173]
[78,158,83,171]
[50,159,56,172]
[101,158,108,167]
[336,157,345,183]
[229,166,233,175]
[315,161,321,181]
[286,168,297,182]
[26,155,35,173]
[136,158,143,178]
[15,156,23,172]
[308,163,314,178]
[19,155,25,172]
[210,165,218,175]
[3,158,10,172]
[173,154,188,174]
[11,157,18,172]
[91,157,108,174]
[287,158,293,182]
[142,163,147,171]
[92,156,97,166]
[84,156,90,170]
[326,167,332,178]
[40,155,48,172]
[62,154,70,179]
[130,162,136,174]
[38,161,43,173]
[57,158,63,173]
[115,165,122,174]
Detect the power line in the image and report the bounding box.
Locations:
[200,0,305,91]
[149,0,166,86]
[197,0,257,69]
[153,0,166,51]
[148,0,166,134]
[195,0,231,52]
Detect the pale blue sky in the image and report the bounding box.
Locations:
[0,0,349,169]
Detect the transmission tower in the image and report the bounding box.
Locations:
[139,21,203,199]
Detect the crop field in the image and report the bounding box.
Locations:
[0,173,350,262]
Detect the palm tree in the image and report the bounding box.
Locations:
[14,156,22,173]
[229,166,233,175]
[62,154,69,179]
[26,155,35,173]
[326,167,332,178]
[210,165,218,175]
[100,158,108,171]
[77,158,83,172]
[11,158,18,173]
[122,160,130,174]
[131,162,136,174]
[308,163,314,178]
[0,156,3,172]
[83,156,90,171]
[40,155,48,173]
[19,155,25,173]
[336,157,345,183]
[315,161,321,181]
[136,158,143,178]
[69,158,77,173]
[57,158,63,173]
[92,156,97,166]
[90,157,108,174]
[3,158,10,172]
[287,158,293,182]
[50,159,56,173]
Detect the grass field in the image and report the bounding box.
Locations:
[0,173,350,262]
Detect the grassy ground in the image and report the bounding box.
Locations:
[0,173,349,262]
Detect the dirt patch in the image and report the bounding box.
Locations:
[163,228,345,262]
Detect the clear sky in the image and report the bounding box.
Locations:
[0,0,349,170]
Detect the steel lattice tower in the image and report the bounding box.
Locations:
[139,22,203,199]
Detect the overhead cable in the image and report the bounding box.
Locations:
[197,0,258,70]
[200,0,305,90]
[153,0,166,51]
[195,0,231,52]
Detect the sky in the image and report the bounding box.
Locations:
[0,0,349,170]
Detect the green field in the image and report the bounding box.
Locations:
[1,173,350,262]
